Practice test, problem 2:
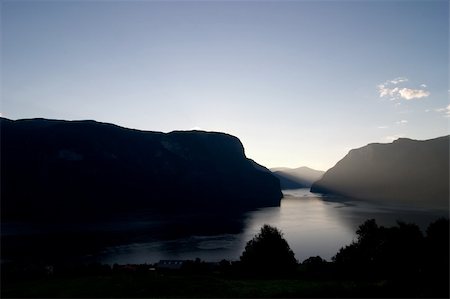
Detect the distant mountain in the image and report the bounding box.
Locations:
[311,136,449,210]
[270,167,325,189]
[0,118,282,221]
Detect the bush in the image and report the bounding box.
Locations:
[333,219,429,280]
[240,224,297,276]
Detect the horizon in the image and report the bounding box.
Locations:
[2,0,448,170]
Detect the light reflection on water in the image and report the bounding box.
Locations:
[96,189,447,264]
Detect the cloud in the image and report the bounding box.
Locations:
[377,85,400,99]
[377,126,389,129]
[395,120,408,125]
[389,77,408,85]
[435,104,450,117]
[377,78,430,101]
[377,77,408,97]
[397,88,430,100]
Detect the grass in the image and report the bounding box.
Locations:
[2,272,396,298]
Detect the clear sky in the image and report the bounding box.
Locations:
[1,0,448,171]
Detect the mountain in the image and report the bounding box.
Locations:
[0,118,282,221]
[310,136,449,210]
[270,167,325,189]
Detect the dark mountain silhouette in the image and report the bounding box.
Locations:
[270,167,324,189]
[311,136,449,210]
[1,118,282,221]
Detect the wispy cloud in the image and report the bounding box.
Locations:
[377,125,389,129]
[377,85,399,99]
[389,77,408,84]
[377,77,430,100]
[395,120,408,125]
[435,104,450,117]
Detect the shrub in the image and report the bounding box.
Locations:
[240,224,297,275]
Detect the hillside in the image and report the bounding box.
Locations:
[310,136,449,210]
[271,167,324,189]
[0,118,282,221]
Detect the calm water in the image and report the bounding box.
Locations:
[92,189,447,264]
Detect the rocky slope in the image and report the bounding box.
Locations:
[311,136,449,210]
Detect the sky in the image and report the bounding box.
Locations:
[1,0,449,171]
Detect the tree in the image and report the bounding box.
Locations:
[240,224,297,275]
[333,219,425,279]
[423,218,449,294]
[302,256,326,266]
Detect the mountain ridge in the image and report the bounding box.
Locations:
[270,166,325,189]
[1,117,283,221]
[311,135,449,210]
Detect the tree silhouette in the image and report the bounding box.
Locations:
[333,219,425,279]
[423,218,449,296]
[240,224,297,275]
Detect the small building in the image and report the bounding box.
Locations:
[156,260,186,270]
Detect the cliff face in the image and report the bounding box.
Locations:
[311,136,449,210]
[1,118,282,221]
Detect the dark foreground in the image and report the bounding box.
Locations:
[2,266,447,298]
[2,218,448,298]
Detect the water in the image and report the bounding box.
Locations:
[2,189,447,264]
[96,189,447,264]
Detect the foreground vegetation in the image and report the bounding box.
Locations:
[2,272,419,298]
[2,218,448,298]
